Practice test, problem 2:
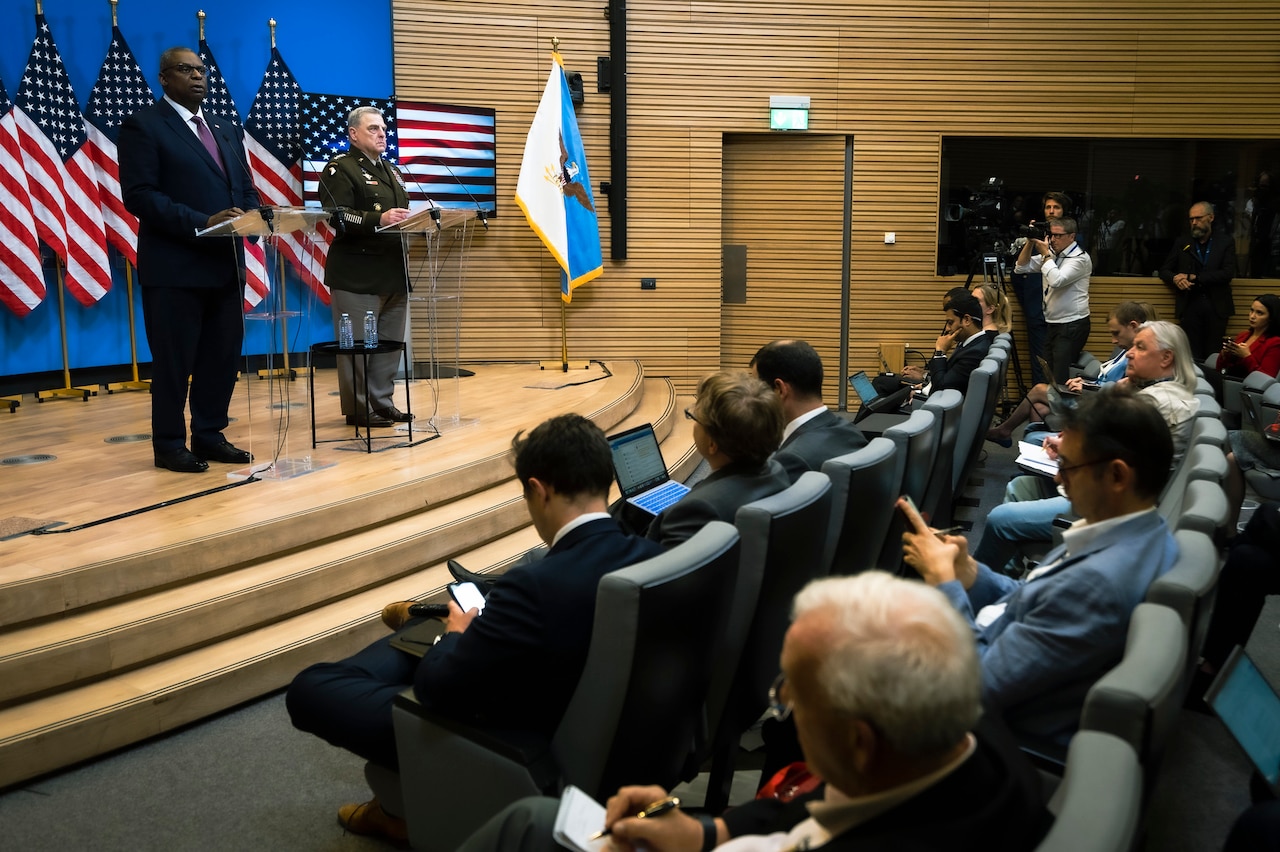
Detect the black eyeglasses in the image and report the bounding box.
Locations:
[684,406,701,424]
[1047,232,1069,240]
[162,63,207,77]
[767,673,792,721]
[1056,457,1110,477]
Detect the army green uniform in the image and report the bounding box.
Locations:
[320,150,411,421]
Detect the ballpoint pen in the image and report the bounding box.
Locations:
[588,795,681,841]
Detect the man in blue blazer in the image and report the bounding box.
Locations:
[286,414,664,843]
[751,339,868,482]
[902,389,1178,744]
[119,46,260,473]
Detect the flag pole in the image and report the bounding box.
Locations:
[36,258,96,401]
[105,260,151,393]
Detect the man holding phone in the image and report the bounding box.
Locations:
[286,414,664,844]
[900,389,1178,745]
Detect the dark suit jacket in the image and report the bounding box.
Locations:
[926,329,995,395]
[721,717,1051,851]
[773,409,868,482]
[1159,231,1238,319]
[413,518,663,738]
[646,460,790,548]
[319,150,410,296]
[119,99,260,288]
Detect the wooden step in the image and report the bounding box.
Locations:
[0,375,699,789]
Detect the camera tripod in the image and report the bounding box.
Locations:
[964,250,1029,410]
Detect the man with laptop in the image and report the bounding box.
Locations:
[900,293,996,399]
[750,339,868,481]
[285,413,664,845]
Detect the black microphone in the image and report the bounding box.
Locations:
[429,155,490,230]
[381,155,440,230]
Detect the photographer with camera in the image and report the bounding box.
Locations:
[1014,211,1092,385]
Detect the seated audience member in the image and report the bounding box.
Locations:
[1218,293,1280,378]
[457,572,1052,852]
[986,300,1154,447]
[972,281,1012,334]
[973,321,1199,572]
[285,414,665,844]
[900,293,996,397]
[902,389,1179,744]
[750,339,867,481]
[623,370,789,547]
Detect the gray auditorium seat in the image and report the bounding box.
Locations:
[1035,731,1143,852]
[822,437,900,576]
[702,472,833,813]
[1079,602,1188,785]
[1173,478,1230,539]
[919,388,964,526]
[877,408,936,572]
[1240,372,1278,435]
[952,358,1001,497]
[1145,528,1220,694]
[391,521,742,852]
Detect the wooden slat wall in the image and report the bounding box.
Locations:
[392,0,1280,394]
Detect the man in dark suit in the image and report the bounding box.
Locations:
[643,371,790,547]
[1159,200,1238,362]
[457,572,1050,852]
[750,339,867,481]
[119,46,260,473]
[285,413,664,844]
[319,106,414,427]
[901,293,995,397]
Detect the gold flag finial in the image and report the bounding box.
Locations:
[269,18,277,49]
[551,37,560,51]
[197,9,205,41]
[36,0,44,16]
[110,0,118,27]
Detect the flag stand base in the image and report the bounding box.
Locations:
[540,359,591,372]
[37,386,95,402]
[105,380,151,394]
[3,395,20,412]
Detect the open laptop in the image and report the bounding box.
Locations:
[1205,645,1280,793]
[607,423,690,516]
[848,370,913,424]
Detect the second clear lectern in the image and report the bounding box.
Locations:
[379,206,485,434]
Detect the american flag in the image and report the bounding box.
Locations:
[84,25,151,267]
[198,38,269,311]
[299,93,396,206]
[0,74,45,317]
[13,14,112,307]
[244,46,329,304]
[300,95,496,214]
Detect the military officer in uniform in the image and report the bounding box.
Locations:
[320,106,414,427]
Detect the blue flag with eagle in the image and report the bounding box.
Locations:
[514,52,602,302]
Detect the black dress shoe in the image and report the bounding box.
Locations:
[154,448,209,473]
[374,406,414,423]
[346,412,394,428]
[192,440,253,464]
[447,559,496,587]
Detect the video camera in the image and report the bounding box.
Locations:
[943,177,1004,226]
[1019,220,1051,239]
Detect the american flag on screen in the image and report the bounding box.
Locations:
[244,46,330,304]
[13,14,112,307]
[300,94,496,215]
[0,74,45,317]
[84,26,152,268]
[198,38,269,311]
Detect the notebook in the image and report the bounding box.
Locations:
[1205,646,1280,791]
[607,424,690,516]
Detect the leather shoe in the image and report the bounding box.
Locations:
[374,406,414,423]
[154,447,209,473]
[346,412,394,428]
[447,559,496,587]
[337,798,408,847]
[192,440,252,464]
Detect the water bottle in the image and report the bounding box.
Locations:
[363,310,378,348]
[338,312,353,349]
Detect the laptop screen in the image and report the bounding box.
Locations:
[1208,647,1280,786]
[848,371,879,406]
[608,424,670,498]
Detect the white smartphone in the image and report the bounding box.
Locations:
[448,581,487,614]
